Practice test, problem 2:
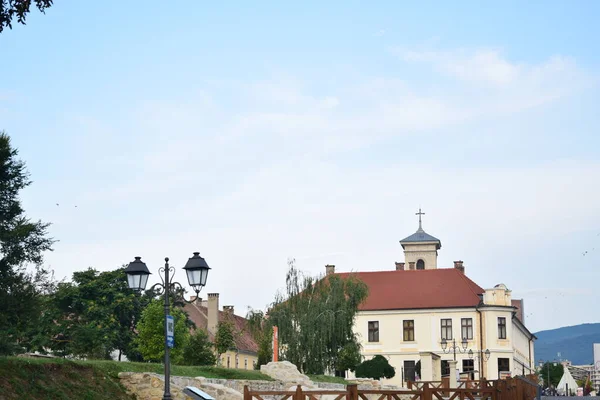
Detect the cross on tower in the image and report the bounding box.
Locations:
[416,208,425,231]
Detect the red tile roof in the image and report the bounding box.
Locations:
[336,268,484,310]
[183,302,259,354]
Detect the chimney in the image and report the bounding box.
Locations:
[395,262,405,271]
[454,260,465,273]
[408,261,415,270]
[223,305,234,315]
[325,264,335,275]
[207,293,219,334]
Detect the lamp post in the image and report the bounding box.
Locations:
[468,348,491,379]
[441,338,469,361]
[125,252,210,400]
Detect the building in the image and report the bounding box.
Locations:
[565,344,600,392]
[184,293,259,369]
[336,211,536,386]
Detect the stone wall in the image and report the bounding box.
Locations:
[119,361,405,400]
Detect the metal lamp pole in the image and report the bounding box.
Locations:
[125,253,210,400]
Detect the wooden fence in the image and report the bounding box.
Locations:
[244,376,539,400]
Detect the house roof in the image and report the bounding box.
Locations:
[335,268,484,311]
[400,228,441,249]
[183,302,259,354]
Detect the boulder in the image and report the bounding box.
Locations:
[260,361,313,387]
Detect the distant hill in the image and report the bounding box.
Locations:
[534,323,600,365]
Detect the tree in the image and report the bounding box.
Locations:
[1,0,53,33]
[246,309,273,369]
[183,329,216,366]
[42,267,146,360]
[355,355,395,380]
[135,300,190,365]
[268,259,369,375]
[214,321,235,365]
[540,362,563,388]
[0,131,54,355]
[335,341,362,373]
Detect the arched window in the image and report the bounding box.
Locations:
[416,259,425,270]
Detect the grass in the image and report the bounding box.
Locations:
[0,357,134,400]
[307,374,348,384]
[1,356,272,380]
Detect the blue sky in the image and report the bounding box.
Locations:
[1,1,599,335]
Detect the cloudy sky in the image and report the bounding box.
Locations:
[1,1,599,334]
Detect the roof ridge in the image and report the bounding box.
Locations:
[454,268,485,295]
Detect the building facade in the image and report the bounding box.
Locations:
[337,213,535,386]
[184,293,259,369]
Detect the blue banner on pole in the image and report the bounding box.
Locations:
[167,315,175,348]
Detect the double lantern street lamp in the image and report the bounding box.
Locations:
[441,338,490,379]
[124,252,210,400]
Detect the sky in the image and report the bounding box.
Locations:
[1,1,599,334]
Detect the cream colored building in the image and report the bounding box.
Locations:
[336,212,535,386]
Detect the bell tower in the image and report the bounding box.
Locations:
[399,208,441,270]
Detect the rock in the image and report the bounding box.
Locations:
[260,361,313,387]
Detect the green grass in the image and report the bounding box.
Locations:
[0,357,134,400]
[77,358,273,380]
[307,374,348,384]
[1,356,272,380]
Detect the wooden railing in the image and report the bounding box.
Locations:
[244,376,539,400]
[243,384,423,400]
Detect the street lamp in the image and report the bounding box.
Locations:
[441,338,469,361]
[124,252,211,400]
[468,348,491,379]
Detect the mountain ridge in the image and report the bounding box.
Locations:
[534,323,600,365]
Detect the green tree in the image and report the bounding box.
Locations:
[135,300,190,364]
[355,355,396,380]
[43,267,146,360]
[183,329,216,366]
[335,341,362,373]
[1,0,53,33]
[246,309,273,369]
[540,362,563,388]
[214,321,236,365]
[268,259,369,375]
[0,131,54,355]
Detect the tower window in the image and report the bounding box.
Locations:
[416,259,425,270]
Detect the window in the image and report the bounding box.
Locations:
[235,355,239,368]
[441,360,450,376]
[404,360,416,382]
[463,359,475,380]
[441,319,452,340]
[498,317,507,339]
[403,320,415,341]
[416,259,425,270]
[498,358,510,377]
[244,359,248,369]
[368,321,379,342]
[461,318,473,340]
[227,356,230,368]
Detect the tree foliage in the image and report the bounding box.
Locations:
[42,267,146,360]
[540,362,563,388]
[0,0,53,33]
[135,300,190,365]
[246,308,273,369]
[183,329,216,366]
[355,355,396,380]
[268,259,368,375]
[214,321,235,364]
[0,131,54,355]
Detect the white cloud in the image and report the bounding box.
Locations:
[373,29,385,37]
